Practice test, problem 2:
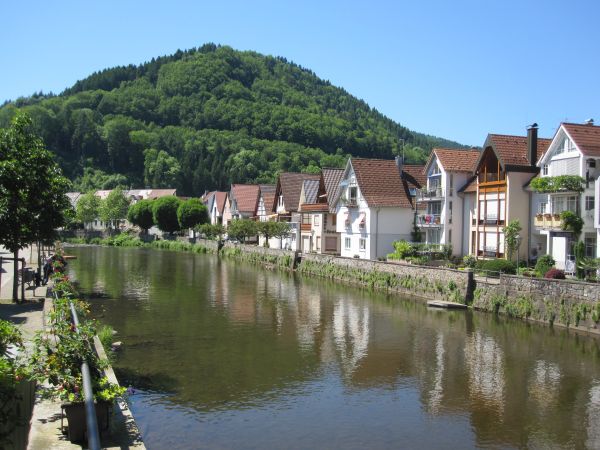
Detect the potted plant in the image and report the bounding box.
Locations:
[29,276,126,443]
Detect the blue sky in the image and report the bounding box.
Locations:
[1,0,599,145]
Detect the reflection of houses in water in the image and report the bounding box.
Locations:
[529,360,561,409]
[427,333,445,414]
[208,260,230,308]
[586,384,600,449]
[295,286,322,349]
[333,300,370,377]
[123,275,150,301]
[464,331,505,414]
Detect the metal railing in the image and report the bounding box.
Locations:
[416,214,442,226]
[65,296,101,450]
[416,187,444,201]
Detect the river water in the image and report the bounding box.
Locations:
[67,246,600,449]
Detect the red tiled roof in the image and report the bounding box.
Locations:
[486,134,552,167]
[562,123,600,157]
[230,184,260,215]
[351,159,423,208]
[277,173,321,212]
[459,176,477,193]
[259,184,276,214]
[214,191,228,215]
[427,148,480,173]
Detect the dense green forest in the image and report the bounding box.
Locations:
[0,44,462,195]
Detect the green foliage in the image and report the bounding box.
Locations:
[75,191,100,226]
[463,255,477,269]
[1,45,462,196]
[177,198,208,232]
[127,199,155,232]
[387,240,414,260]
[256,221,290,246]
[198,223,225,240]
[503,219,522,261]
[535,254,555,277]
[560,211,584,237]
[227,219,258,243]
[152,196,181,233]
[99,187,130,230]
[97,325,115,353]
[477,258,516,275]
[0,112,71,300]
[530,175,585,193]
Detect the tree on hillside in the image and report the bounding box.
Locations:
[153,196,181,234]
[99,188,130,231]
[144,148,181,189]
[127,199,155,234]
[177,198,208,238]
[0,112,70,301]
[76,191,101,229]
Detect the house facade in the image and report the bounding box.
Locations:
[416,148,480,256]
[335,157,423,260]
[209,192,229,226]
[299,168,344,255]
[468,125,551,259]
[532,121,600,271]
[256,184,276,222]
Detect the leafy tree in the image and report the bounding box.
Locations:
[177,198,209,238]
[76,191,101,229]
[504,219,522,261]
[226,219,258,243]
[153,196,181,234]
[127,199,155,233]
[256,221,289,248]
[144,148,181,188]
[73,167,128,192]
[99,188,130,231]
[198,223,225,240]
[0,112,70,301]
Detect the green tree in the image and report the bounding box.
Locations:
[198,223,225,240]
[76,191,101,229]
[99,188,130,231]
[504,219,522,262]
[226,219,258,243]
[153,196,181,234]
[177,198,209,238]
[127,199,155,233]
[0,112,71,301]
[256,221,289,248]
[144,148,181,188]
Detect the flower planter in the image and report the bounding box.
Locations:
[61,400,111,443]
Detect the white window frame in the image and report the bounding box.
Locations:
[344,237,351,250]
[359,238,366,251]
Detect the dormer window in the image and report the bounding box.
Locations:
[542,164,549,176]
[348,186,358,205]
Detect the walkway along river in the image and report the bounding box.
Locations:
[67,245,600,450]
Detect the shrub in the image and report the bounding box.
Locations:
[535,254,555,276]
[545,268,566,279]
[478,259,516,275]
[463,255,477,269]
[387,240,414,260]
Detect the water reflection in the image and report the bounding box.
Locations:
[68,246,600,450]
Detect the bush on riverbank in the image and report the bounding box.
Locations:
[64,233,215,254]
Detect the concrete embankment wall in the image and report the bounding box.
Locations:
[474,275,600,334]
[215,243,600,335]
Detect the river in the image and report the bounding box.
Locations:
[67,246,600,449]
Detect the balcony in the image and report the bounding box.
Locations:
[416,214,442,228]
[477,216,505,226]
[300,223,312,232]
[416,187,444,202]
[534,213,564,230]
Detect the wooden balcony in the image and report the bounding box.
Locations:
[300,223,312,232]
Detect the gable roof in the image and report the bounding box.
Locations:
[322,168,345,212]
[213,191,228,215]
[276,172,321,212]
[562,122,600,157]
[350,158,423,208]
[483,134,552,169]
[258,184,276,214]
[425,148,480,174]
[301,179,320,204]
[230,184,260,215]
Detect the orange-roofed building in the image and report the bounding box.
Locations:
[417,148,480,256]
[533,120,600,271]
[334,157,424,260]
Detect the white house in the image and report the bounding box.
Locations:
[416,148,480,256]
[533,121,600,271]
[334,157,424,260]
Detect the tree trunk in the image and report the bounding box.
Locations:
[12,250,19,303]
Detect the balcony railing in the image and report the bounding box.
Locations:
[300,223,311,232]
[477,216,505,226]
[534,213,565,230]
[416,214,442,227]
[416,187,444,201]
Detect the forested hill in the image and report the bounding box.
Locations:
[0,43,463,196]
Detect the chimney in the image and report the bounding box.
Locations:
[585,118,594,126]
[527,123,538,166]
[395,155,404,174]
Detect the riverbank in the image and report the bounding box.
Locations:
[63,238,600,336]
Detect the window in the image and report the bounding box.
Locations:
[449,174,454,196]
[359,238,366,250]
[344,237,351,250]
[313,215,320,226]
[448,229,452,244]
[278,194,284,209]
[316,237,321,251]
[409,187,417,197]
[585,236,597,258]
[302,214,311,225]
[331,214,337,226]
[542,164,549,176]
[585,196,595,211]
[539,202,547,214]
[448,201,453,224]
[325,237,337,252]
[349,186,358,204]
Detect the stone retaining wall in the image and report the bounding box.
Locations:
[220,242,297,269]
[194,238,221,252]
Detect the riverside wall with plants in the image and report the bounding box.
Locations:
[219,242,297,270]
[474,275,600,334]
[298,253,473,303]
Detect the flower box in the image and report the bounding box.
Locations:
[61,400,112,443]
